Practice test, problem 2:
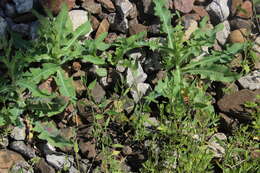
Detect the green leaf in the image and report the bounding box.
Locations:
[82,55,105,65]
[96,68,107,77]
[17,80,50,97]
[88,79,97,90]
[55,3,68,44]
[65,21,92,50]
[26,63,59,84]
[55,69,76,100]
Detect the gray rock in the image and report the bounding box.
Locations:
[10,160,34,173]
[0,16,7,36]
[13,0,33,14]
[10,125,26,141]
[30,21,39,39]
[238,71,260,90]
[130,83,150,102]
[41,142,56,155]
[206,0,230,23]
[91,82,106,103]
[11,23,30,36]
[79,159,91,172]
[10,141,36,159]
[115,0,133,18]
[46,154,73,170]
[35,158,55,173]
[229,18,253,31]
[108,13,128,33]
[140,0,154,15]
[69,166,79,173]
[216,20,230,45]
[5,3,16,17]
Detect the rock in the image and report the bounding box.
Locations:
[231,0,243,16]
[129,23,147,36]
[79,140,97,158]
[96,0,115,12]
[129,3,138,19]
[30,21,38,39]
[140,0,154,14]
[206,0,230,23]
[90,15,100,31]
[69,166,79,173]
[13,0,33,14]
[9,141,36,159]
[73,80,86,95]
[183,19,198,41]
[82,0,102,15]
[216,20,230,45]
[0,149,25,173]
[217,89,260,121]
[46,154,73,170]
[11,23,30,36]
[219,113,239,132]
[9,161,33,173]
[13,13,37,23]
[126,62,150,102]
[252,37,260,69]
[143,117,159,128]
[229,18,253,31]
[40,0,75,14]
[174,0,195,13]
[69,10,92,37]
[148,23,161,35]
[0,16,7,36]
[79,159,91,172]
[59,127,75,152]
[0,136,8,149]
[40,142,56,155]
[256,3,260,14]
[192,5,209,18]
[115,0,133,18]
[236,0,253,19]
[122,146,132,155]
[105,32,118,43]
[35,158,55,173]
[95,18,109,39]
[91,82,106,103]
[238,71,260,90]
[5,3,16,17]
[228,28,247,43]
[208,133,227,158]
[10,125,26,141]
[108,13,128,33]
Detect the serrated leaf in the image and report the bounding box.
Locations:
[26,63,59,84]
[17,80,50,97]
[55,69,76,100]
[82,55,105,65]
[65,21,92,50]
[55,3,68,43]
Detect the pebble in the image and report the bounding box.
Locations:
[228,28,247,43]
[206,0,230,23]
[10,125,26,141]
[91,82,106,103]
[174,0,195,13]
[46,154,73,170]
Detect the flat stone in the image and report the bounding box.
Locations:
[39,0,75,14]
[216,20,230,45]
[90,15,100,31]
[192,5,209,18]
[238,71,260,90]
[229,18,253,31]
[217,89,260,121]
[206,0,230,23]
[0,149,25,173]
[96,0,115,12]
[79,140,97,159]
[69,10,92,37]
[13,0,33,14]
[9,161,33,173]
[91,82,106,103]
[129,23,147,36]
[236,0,253,19]
[174,0,195,13]
[9,141,36,159]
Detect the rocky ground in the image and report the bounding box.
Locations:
[0,0,260,173]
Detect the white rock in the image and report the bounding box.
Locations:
[238,70,260,90]
[115,0,133,18]
[126,62,147,86]
[216,20,230,45]
[69,10,92,36]
[206,0,230,23]
[0,16,7,36]
[208,133,227,158]
[13,0,33,14]
[131,83,150,102]
[10,126,26,141]
[46,154,73,170]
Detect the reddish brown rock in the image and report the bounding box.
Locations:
[236,0,253,19]
[228,28,248,43]
[129,23,147,36]
[174,0,195,13]
[90,15,100,31]
[0,149,25,173]
[40,0,75,14]
[192,5,209,18]
[231,0,243,16]
[96,0,116,12]
[82,0,102,14]
[95,18,110,39]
